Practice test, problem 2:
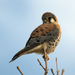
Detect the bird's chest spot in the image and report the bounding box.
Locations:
[47,35,61,54]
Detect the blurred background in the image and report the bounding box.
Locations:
[0,0,75,75]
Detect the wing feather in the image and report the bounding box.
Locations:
[25,23,59,51]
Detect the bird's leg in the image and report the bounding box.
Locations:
[42,53,49,60]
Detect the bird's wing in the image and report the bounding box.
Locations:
[25,23,59,51]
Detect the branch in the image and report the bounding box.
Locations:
[51,68,55,75]
[61,69,65,75]
[56,58,59,75]
[37,59,45,70]
[44,49,48,75]
[17,66,23,75]
[37,48,48,75]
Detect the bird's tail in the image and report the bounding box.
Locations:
[9,47,26,63]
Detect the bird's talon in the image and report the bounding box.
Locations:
[42,54,49,61]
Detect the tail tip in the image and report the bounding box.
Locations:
[9,55,18,63]
[9,60,13,63]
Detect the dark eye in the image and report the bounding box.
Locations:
[49,17,51,20]
[49,17,51,23]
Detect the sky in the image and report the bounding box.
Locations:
[0,0,75,75]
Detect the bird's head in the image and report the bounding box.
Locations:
[42,12,58,24]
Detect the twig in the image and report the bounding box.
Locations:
[56,58,59,75]
[37,59,45,70]
[61,69,65,75]
[51,68,55,75]
[17,66,23,75]
[37,48,48,75]
[44,49,48,75]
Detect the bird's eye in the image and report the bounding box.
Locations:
[49,17,51,21]
[48,17,51,23]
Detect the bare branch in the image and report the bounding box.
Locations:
[61,69,65,75]
[17,66,23,75]
[56,58,59,75]
[37,48,48,75]
[44,49,48,75]
[51,68,55,75]
[37,59,45,70]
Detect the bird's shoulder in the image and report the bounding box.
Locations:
[25,23,60,49]
[30,23,56,39]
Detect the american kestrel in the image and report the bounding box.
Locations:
[9,12,61,63]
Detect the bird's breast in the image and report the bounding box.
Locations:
[34,34,61,55]
[46,34,61,54]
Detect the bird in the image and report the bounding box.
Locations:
[9,12,61,63]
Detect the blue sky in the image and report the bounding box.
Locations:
[0,0,75,75]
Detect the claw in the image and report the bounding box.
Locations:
[42,54,49,61]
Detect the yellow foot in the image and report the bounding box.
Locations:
[42,54,49,61]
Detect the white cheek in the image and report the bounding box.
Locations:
[50,18,55,23]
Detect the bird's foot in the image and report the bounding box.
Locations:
[42,54,49,61]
